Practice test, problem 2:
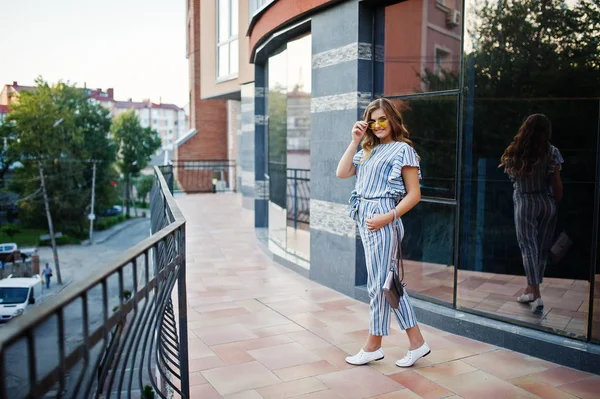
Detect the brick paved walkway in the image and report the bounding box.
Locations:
[177,193,599,399]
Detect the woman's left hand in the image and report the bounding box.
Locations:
[366,213,392,232]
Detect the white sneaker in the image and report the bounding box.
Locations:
[517,293,534,303]
[532,298,544,312]
[345,348,385,365]
[395,343,431,367]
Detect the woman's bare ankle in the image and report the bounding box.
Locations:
[363,345,381,352]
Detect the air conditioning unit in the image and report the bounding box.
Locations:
[446,9,460,28]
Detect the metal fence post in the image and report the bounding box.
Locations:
[177,226,189,398]
[293,169,298,230]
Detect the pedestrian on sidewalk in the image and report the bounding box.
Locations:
[336,98,430,368]
[500,114,564,312]
[43,263,53,289]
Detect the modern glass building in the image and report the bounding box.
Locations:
[187,0,600,371]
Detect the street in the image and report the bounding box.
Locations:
[2,218,152,398]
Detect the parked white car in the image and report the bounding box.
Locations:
[0,242,38,262]
[0,275,42,322]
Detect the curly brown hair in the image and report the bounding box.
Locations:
[359,98,417,163]
[500,114,553,177]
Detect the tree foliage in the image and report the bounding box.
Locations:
[5,78,118,233]
[135,174,154,207]
[111,111,161,217]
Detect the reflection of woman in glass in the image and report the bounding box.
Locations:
[500,114,563,311]
[336,98,430,367]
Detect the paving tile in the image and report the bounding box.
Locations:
[267,298,325,316]
[441,335,496,354]
[311,346,355,370]
[309,326,359,345]
[557,376,600,399]
[255,377,328,398]
[189,355,226,372]
[415,360,478,381]
[188,371,208,386]
[211,342,255,364]
[368,390,424,399]
[248,342,322,370]
[529,366,593,386]
[461,349,548,380]
[190,383,222,399]
[510,376,579,399]
[289,390,344,398]
[252,323,305,337]
[273,360,340,382]
[287,313,328,330]
[224,389,265,399]
[316,367,404,399]
[238,334,295,351]
[287,330,332,350]
[202,361,282,396]
[193,323,259,346]
[188,337,216,359]
[434,370,536,398]
[389,370,453,399]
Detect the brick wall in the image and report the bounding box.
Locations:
[179,0,229,192]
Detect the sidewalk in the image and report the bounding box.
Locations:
[177,193,599,399]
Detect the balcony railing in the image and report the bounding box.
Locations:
[0,166,189,399]
[170,159,236,193]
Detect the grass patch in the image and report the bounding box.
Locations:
[0,228,47,247]
[39,234,81,246]
[95,214,127,231]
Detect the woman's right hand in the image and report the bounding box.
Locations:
[352,121,368,144]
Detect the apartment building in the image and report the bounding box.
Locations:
[0,82,188,151]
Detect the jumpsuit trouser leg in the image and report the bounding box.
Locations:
[358,199,419,336]
[514,193,557,286]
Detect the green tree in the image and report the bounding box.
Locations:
[6,79,117,233]
[111,111,161,218]
[0,122,19,186]
[136,174,154,207]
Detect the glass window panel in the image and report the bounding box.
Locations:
[395,95,457,199]
[382,0,462,96]
[218,0,230,43]
[231,0,239,37]
[459,0,595,339]
[218,43,229,78]
[230,39,239,75]
[401,201,455,304]
[267,49,288,252]
[285,34,312,262]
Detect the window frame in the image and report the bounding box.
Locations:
[217,0,239,82]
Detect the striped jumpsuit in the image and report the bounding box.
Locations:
[506,145,564,285]
[349,141,421,336]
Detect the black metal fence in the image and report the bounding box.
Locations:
[170,160,236,193]
[287,168,310,228]
[0,166,189,398]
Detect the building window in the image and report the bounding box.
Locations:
[434,47,451,76]
[217,0,239,80]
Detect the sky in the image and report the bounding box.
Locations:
[0,0,189,108]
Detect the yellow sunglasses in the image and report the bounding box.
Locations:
[368,117,388,130]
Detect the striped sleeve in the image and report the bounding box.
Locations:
[388,144,421,198]
[547,146,564,175]
[352,149,364,169]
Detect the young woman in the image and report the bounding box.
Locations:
[336,98,430,367]
[500,114,564,311]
